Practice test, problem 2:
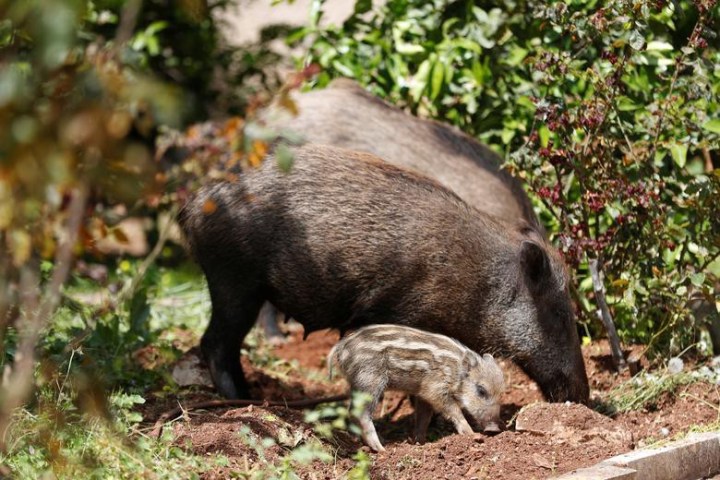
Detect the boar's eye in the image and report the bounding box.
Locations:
[476,385,488,398]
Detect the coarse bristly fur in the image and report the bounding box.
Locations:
[327,324,505,451]
[263,78,538,230]
[179,144,589,404]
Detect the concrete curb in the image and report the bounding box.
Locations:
[554,432,720,480]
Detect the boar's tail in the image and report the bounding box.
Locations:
[327,343,340,380]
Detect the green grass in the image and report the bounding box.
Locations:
[598,368,708,415]
[1,261,216,479]
[0,390,219,479]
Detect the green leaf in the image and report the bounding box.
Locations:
[430,60,444,100]
[646,41,673,51]
[410,59,431,102]
[309,0,324,28]
[628,30,646,51]
[669,142,687,169]
[505,46,528,66]
[616,96,640,111]
[354,0,371,15]
[275,144,294,173]
[702,119,720,134]
[331,60,355,78]
[501,129,515,144]
[690,272,706,287]
[538,124,550,148]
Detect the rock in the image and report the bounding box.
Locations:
[172,351,213,387]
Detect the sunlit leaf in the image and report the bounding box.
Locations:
[669,142,687,169]
[702,119,720,134]
[10,229,31,266]
[202,199,217,215]
[430,60,444,100]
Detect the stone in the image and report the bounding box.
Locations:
[600,432,720,480]
[172,351,213,387]
[553,465,636,480]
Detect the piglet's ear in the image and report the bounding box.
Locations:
[521,240,551,287]
[462,352,478,374]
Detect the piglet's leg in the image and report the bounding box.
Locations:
[350,378,387,452]
[441,401,474,436]
[358,409,385,452]
[413,398,434,443]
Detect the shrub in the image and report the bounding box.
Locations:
[299,0,720,355]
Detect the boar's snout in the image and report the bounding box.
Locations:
[530,359,590,404]
[549,372,590,404]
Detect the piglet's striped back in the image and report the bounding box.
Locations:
[328,324,481,380]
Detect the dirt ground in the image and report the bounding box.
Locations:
[143,330,720,479]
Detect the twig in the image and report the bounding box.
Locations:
[0,184,89,452]
[117,205,179,305]
[149,394,349,438]
[114,0,142,48]
[588,257,627,371]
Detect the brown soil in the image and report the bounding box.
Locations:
[142,331,720,479]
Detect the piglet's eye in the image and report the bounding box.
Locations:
[476,385,488,398]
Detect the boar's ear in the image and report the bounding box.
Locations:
[520,240,551,287]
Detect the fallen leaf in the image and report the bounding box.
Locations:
[112,227,129,244]
[202,199,217,215]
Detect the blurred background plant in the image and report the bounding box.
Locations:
[0,0,284,474]
[297,0,720,359]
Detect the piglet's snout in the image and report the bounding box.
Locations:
[483,421,501,434]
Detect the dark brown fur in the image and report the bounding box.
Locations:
[179,145,589,403]
[264,78,538,229]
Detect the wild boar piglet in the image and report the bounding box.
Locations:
[328,324,505,452]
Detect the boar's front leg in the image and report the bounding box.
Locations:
[438,401,474,436]
[202,274,263,399]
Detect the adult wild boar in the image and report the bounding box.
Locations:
[264,78,538,229]
[262,80,590,402]
[179,144,589,404]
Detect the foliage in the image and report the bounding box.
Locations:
[0,389,214,479]
[0,261,216,477]
[299,0,720,354]
[0,0,307,453]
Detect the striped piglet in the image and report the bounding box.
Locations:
[328,324,505,452]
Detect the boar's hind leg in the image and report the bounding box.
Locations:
[358,407,385,452]
[351,378,387,452]
[202,277,264,399]
[412,398,434,443]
